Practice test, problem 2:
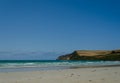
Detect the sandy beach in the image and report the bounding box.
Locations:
[0,66,120,83]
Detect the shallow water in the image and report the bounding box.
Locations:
[0,60,120,72]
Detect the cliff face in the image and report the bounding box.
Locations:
[57,50,120,61]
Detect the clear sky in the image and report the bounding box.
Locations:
[0,0,120,60]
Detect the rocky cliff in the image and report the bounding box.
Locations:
[57,50,120,61]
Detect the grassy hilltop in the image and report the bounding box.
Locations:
[57,50,120,61]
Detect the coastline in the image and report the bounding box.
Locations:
[0,64,120,73]
[0,66,120,83]
[0,60,120,72]
[69,64,120,69]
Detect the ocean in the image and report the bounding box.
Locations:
[0,60,120,72]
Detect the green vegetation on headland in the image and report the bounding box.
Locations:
[57,50,120,61]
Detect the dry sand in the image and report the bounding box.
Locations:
[0,66,120,83]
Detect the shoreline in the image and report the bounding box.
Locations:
[69,64,120,69]
[0,64,120,73]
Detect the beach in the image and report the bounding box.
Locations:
[0,66,120,83]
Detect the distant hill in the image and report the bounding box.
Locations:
[57,49,120,61]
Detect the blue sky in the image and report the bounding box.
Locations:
[0,0,120,60]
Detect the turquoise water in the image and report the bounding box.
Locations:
[0,60,120,72]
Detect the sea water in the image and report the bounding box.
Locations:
[0,60,120,72]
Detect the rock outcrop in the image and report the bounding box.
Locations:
[57,50,120,61]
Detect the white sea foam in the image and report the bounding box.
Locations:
[0,60,120,69]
